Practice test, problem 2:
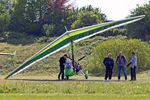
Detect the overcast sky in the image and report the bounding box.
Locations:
[71,0,149,20]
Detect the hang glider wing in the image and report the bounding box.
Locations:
[5,15,145,79]
[0,51,16,56]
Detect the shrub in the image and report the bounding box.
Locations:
[0,32,36,45]
[88,39,150,75]
[103,28,127,37]
[0,12,10,32]
[43,24,55,36]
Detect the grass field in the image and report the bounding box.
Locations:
[0,94,149,100]
[0,70,150,100]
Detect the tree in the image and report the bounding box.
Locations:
[0,0,11,33]
[42,0,74,36]
[3,0,107,38]
[127,2,150,41]
[9,0,46,35]
[47,0,72,10]
[71,5,106,29]
[8,0,75,36]
[0,0,10,13]
[0,13,11,32]
[42,24,55,36]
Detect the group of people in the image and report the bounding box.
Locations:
[58,51,137,81]
[103,51,137,81]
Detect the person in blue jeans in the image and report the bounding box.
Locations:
[115,51,127,81]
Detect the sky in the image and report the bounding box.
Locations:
[71,0,149,20]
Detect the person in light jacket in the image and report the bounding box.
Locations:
[127,52,137,81]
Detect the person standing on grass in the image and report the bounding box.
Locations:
[58,54,68,80]
[127,52,137,81]
[116,51,128,81]
[103,53,114,81]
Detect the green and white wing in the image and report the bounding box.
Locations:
[5,15,145,79]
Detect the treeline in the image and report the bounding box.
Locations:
[0,0,106,37]
[0,0,150,41]
[127,2,150,41]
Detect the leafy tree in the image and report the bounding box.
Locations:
[78,5,106,22]
[47,0,72,10]
[0,13,11,32]
[43,0,74,36]
[71,5,106,29]
[2,0,107,38]
[0,0,11,33]
[9,0,46,35]
[71,11,101,29]
[43,24,55,36]
[8,0,75,36]
[0,0,10,13]
[127,2,150,41]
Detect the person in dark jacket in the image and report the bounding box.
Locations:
[127,52,137,81]
[58,54,68,80]
[103,53,114,81]
[116,51,127,81]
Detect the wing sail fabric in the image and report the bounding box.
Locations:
[5,15,145,79]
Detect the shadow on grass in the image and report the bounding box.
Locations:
[8,78,128,83]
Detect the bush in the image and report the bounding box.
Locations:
[36,36,55,43]
[43,24,55,36]
[88,39,150,75]
[103,28,127,37]
[0,12,10,32]
[0,32,37,45]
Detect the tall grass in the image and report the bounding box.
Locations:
[0,81,150,94]
[0,94,149,100]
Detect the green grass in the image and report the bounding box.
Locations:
[0,81,150,94]
[0,94,150,100]
[0,80,150,94]
[0,70,150,100]
[0,81,150,100]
